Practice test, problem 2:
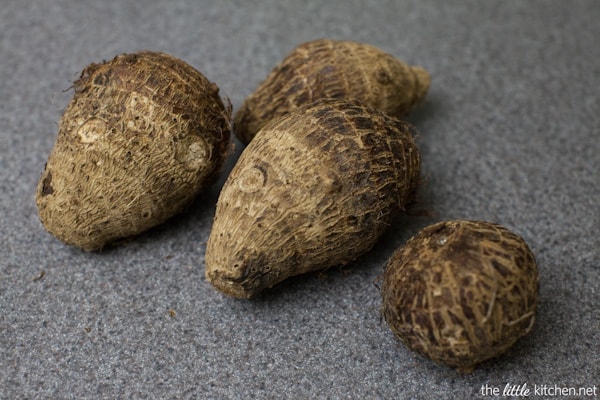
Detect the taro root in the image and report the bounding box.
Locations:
[205,99,421,298]
[234,38,430,144]
[36,51,231,251]
[381,220,539,372]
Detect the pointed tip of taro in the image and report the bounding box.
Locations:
[205,268,256,299]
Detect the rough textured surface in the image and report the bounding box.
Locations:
[382,220,539,373]
[234,38,430,144]
[1,1,598,398]
[36,51,231,251]
[207,100,420,298]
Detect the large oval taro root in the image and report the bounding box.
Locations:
[234,38,430,144]
[206,99,421,298]
[36,51,231,251]
[381,220,539,372]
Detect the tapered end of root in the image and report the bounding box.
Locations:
[411,66,431,101]
[205,267,256,299]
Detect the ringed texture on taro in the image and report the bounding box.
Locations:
[234,38,430,144]
[382,220,539,372]
[206,99,421,298]
[36,51,231,251]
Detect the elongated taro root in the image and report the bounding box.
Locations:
[382,220,539,372]
[206,99,421,298]
[234,38,430,144]
[36,51,231,251]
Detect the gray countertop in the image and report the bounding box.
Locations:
[1,1,598,398]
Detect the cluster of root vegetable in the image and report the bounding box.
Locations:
[36,39,538,372]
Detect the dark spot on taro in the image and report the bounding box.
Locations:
[123,53,139,64]
[284,80,305,97]
[361,132,379,149]
[312,108,330,119]
[376,68,392,84]
[327,120,354,136]
[514,255,526,268]
[293,91,311,105]
[525,252,535,266]
[319,65,336,75]
[460,287,474,303]
[146,74,162,89]
[324,116,347,129]
[414,311,433,336]
[319,137,335,153]
[41,171,54,196]
[433,311,445,329]
[93,72,110,86]
[491,259,510,277]
[462,304,475,320]
[276,63,292,74]
[352,117,373,129]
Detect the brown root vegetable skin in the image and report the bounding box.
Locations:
[382,220,539,372]
[206,99,421,298]
[234,38,430,145]
[36,51,231,251]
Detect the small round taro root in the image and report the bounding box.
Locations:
[382,220,539,372]
[234,38,430,145]
[36,51,231,251]
[206,99,421,298]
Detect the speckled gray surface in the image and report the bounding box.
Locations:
[1,1,598,398]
